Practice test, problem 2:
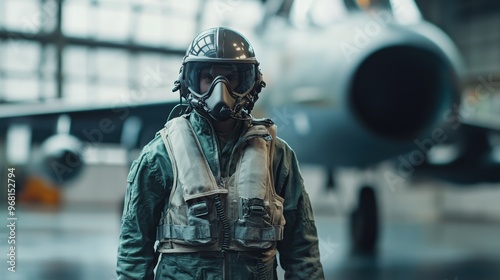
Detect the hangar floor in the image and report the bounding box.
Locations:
[1,206,500,280]
[2,164,500,280]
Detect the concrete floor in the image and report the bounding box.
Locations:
[2,165,500,280]
[1,206,500,280]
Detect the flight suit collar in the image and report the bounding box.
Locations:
[188,111,248,179]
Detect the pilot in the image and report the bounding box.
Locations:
[116,27,324,280]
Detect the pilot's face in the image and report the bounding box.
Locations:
[199,64,240,94]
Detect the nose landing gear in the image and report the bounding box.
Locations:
[350,185,379,254]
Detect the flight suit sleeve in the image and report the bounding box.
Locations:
[275,142,325,280]
[116,140,171,280]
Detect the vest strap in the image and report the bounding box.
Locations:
[165,117,224,202]
[234,225,284,241]
[157,223,218,241]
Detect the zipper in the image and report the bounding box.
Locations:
[196,115,272,280]
[196,113,232,279]
[222,129,271,280]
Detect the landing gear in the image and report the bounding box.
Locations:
[326,167,335,191]
[350,185,378,254]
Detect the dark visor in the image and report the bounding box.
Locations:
[185,62,257,97]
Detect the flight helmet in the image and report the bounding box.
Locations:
[173,27,266,121]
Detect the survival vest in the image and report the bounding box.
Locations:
[156,116,285,253]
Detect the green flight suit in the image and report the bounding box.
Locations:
[116,112,324,280]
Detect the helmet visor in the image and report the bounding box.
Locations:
[185,62,257,98]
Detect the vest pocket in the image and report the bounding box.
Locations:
[157,199,219,246]
[185,200,215,245]
[234,197,282,249]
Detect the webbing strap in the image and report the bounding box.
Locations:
[234,225,284,241]
[157,223,218,241]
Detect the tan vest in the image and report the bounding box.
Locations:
[156,116,285,253]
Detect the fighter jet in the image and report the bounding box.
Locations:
[251,0,500,253]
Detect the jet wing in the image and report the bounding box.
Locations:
[0,99,177,148]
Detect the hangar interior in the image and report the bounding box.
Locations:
[0,0,500,279]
